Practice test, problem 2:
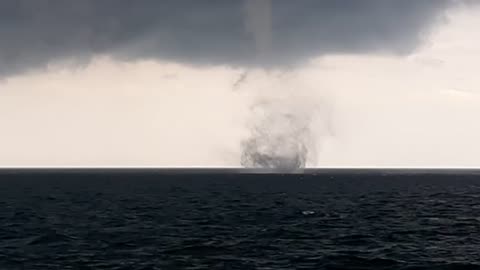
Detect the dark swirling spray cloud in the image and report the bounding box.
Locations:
[240,95,325,171]
[0,0,456,76]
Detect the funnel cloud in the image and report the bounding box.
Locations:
[244,0,273,60]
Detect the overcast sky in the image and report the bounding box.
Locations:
[1,0,479,167]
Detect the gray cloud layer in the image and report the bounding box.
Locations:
[0,0,456,75]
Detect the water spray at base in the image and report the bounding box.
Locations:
[241,100,307,170]
[239,90,327,171]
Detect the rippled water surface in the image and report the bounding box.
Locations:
[1,171,480,269]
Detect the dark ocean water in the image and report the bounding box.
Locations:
[1,170,480,269]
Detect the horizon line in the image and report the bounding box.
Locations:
[1,166,480,169]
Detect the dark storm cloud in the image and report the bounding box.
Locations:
[0,0,456,76]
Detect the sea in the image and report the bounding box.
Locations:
[1,169,480,269]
